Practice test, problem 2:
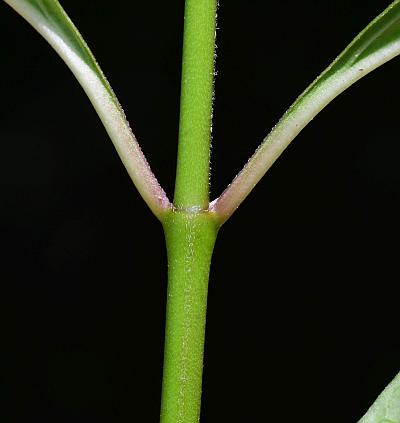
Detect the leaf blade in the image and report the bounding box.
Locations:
[358,372,400,423]
[212,0,400,222]
[3,0,171,218]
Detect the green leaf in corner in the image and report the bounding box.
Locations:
[3,0,171,218]
[358,372,400,423]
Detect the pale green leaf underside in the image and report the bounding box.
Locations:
[358,372,400,423]
[4,0,171,218]
[293,0,400,115]
[213,0,400,221]
[21,0,118,104]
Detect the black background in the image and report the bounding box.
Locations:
[1,1,399,422]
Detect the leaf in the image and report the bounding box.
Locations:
[358,372,400,423]
[22,0,117,101]
[212,0,400,222]
[3,0,171,218]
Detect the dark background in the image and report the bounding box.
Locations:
[1,1,399,421]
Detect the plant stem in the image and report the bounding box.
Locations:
[160,211,219,423]
[160,2,218,421]
[174,0,218,210]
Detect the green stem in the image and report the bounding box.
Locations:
[160,211,219,423]
[174,0,218,209]
[160,2,219,420]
